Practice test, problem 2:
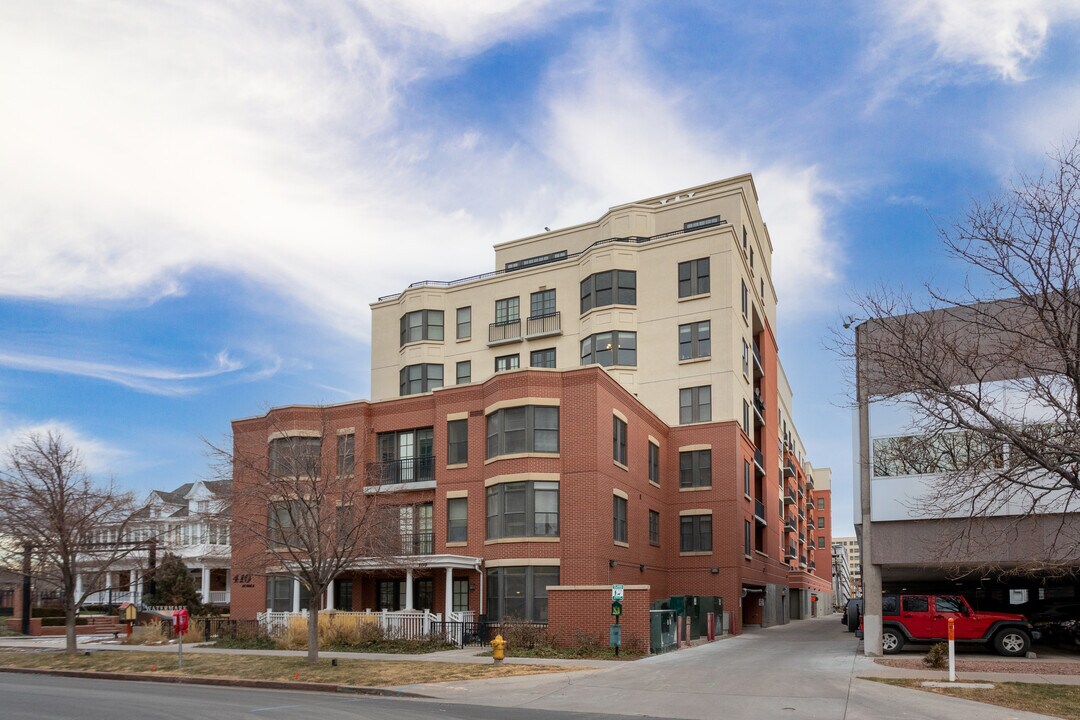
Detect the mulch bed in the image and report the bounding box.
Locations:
[875,657,1080,675]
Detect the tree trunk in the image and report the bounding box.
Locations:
[64,588,77,654]
[307,603,319,664]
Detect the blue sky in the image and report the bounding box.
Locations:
[3,1,1080,537]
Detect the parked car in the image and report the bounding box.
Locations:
[1029,602,1080,649]
[879,593,1038,656]
[842,598,862,632]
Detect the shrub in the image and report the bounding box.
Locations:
[500,622,554,651]
[126,619,168,645]
[924,642,949,669]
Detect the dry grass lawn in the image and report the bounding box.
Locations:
[0,650,581,688]
[868,677,1080,720]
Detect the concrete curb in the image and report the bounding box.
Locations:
[0,666,432,698]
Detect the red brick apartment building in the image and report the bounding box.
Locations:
[229,176,832,643]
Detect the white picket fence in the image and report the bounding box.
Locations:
[256,609,477,646]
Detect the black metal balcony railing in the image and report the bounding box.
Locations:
[800,556,807,566]
[798,509,805,521]
[752,343,763,376]
[784,491,797,505]
[366,456,436,485]
[526,312,561,338]
[753,448,765,476]
[754,499,767,524]
[784,517,797,533]
[810,561,817,570]
[783,459,796,478]
[752,395,765,425]
[488,319,522,345]
[799,532,806,544]
[786,545,798,560]
[392,530,434,556]
[806,473,814,489]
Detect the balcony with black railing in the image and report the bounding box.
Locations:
[366,456,436,486]
[488,319,522,345]
[784,489,797,505]
[784,517,797,533]
[752,394,765,426]
[752,342,763,378]
[786,545,798,561]
[526,312,561,339]
[753,448,765,476]
[754,499,767,525]
[783,459,796,478]
[391,530,434,556]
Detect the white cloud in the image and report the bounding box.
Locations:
[0,349,278,396]
[0,416,127,476]
[535,33,841,317]
[865,0,1080,98]
[0,2,586,340]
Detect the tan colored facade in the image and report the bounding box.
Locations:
[370,175,778,430]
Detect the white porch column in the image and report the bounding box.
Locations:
[326,579,335,611]
[444,568,453,616]
[135,572,144,603]
[405,569,414,610]
[201,567,210,602]
[75,573,83,600]
[292,577,301,613]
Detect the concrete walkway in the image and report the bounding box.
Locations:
[396,617,1065,719]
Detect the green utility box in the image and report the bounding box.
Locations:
[649,609,677,653]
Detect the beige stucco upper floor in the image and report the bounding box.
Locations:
[369,175,782,429]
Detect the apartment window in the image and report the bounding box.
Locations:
[679,450,711,488]
[266,575,310,613]
[495,297,520,325]
[456,360,471,385]
[400,309,444,346]
[817,537,825,549]
[581,331,637,367]
[613,495,628,543]
[486,566,558,622]
[495,354,520,372]
[750,246,755,270]
[760,278,765,299]
[742,340,750,376]
[818,498,825,510]
[400,364,443,395]
[743,459,751,497]
[447,497,468,543]
[452,578,469,612]
[269,436,321,477]
[580,270,636,313]
[741,281,749,318]
[742,400,750,435]
[486,481,559,539]
[531,348,556,368]
[742,225,748,250]
[677,258,710,298]
[447,419,468,465]
[744,520,751,557]
[680,515,712,553]
[648,442,660,484]
[649,510,660,546]
[456,307,471,340]
[376,428,434,483]
[530,289,556,317]
[268,500,306,547]
[486,406,560,458]
[336,433,355,476]
[612,416,628,465]
[678,320,710,360]
[817,516,825,529]
[679,386,712,424]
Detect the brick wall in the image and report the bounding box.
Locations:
[547,585,650,654]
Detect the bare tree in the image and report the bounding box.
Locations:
[0,431,139,652]
[842,137,1080,575]
[207,412,399,664]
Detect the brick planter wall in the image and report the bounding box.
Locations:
[547,585,649,655]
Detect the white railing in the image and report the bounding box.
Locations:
[257,609,481,646]
[206,590,230,604]
[84,590,139,606]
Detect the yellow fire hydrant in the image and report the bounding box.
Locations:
[491,633,506,665]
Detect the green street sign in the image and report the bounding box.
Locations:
[611,600,623,616]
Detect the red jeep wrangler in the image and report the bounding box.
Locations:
[880,593,1037,656]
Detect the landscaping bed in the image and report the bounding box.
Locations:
[0,650,580,688]
[868,677,1080,720]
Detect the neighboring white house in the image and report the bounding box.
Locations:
[80,480,232,607]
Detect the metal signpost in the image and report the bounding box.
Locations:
[173,608,189,669]
[611,584,624,657]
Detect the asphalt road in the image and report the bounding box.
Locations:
[0,672,683,720]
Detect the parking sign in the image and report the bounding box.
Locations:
[612,584,624,602]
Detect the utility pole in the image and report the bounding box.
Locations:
[855,321,883,656]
